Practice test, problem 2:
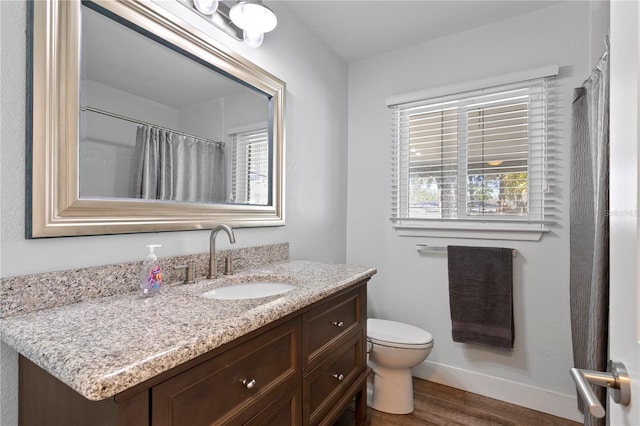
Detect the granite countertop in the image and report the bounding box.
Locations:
[0,260,376,401]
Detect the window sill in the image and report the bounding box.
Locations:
[392,222,549,241]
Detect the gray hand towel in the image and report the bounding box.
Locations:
[447,246,514,350]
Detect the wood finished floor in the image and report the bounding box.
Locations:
[335,378,580,426]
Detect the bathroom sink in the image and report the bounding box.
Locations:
[201,282,296,300]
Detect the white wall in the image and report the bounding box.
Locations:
[346,2,597,421]
[0,1,348,424]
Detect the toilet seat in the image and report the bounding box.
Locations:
[368,318,433,350]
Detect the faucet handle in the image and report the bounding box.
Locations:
[223,256,234,276]
[223,256,246,275]
[175,263,195,284]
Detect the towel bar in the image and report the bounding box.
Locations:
[415,244,518,256]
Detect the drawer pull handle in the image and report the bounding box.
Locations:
[241,378,256,389]
[332,373,345,381]
[332,321,345,327]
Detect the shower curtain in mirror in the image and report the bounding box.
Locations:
[132,125,225,203]
[570,44,609,426]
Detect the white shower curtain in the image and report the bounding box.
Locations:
[570,44,609,426]
[132,125,225,203]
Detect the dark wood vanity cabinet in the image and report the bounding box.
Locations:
[19,282,369,426]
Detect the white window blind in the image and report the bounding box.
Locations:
[390,75,557,228]
[230,128,269,205]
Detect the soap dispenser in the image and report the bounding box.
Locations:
[140,244,162,297]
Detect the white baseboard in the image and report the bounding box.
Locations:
[412,360,584,423]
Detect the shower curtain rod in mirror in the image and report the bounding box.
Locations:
[80,106,225,146]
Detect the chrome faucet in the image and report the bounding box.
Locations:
[208,224,236,279]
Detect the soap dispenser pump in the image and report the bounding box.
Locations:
[140,244,162,297]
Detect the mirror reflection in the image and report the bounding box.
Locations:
[79,5,271,205]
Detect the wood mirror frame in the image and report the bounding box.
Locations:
[27,0,285,238]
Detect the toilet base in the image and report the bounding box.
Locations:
[367,360,415,414]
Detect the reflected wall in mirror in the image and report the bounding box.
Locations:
[27,0,285,238]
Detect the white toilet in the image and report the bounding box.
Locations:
[367,318,434,414]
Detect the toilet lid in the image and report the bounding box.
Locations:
[368,318,433,347]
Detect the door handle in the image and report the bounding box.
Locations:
[570,360,630,418]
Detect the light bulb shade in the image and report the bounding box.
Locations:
[193,0,219,15]
[243,29,264,48]
[230,1,277,33]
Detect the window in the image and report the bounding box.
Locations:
[390,73,556,232]
[230,127,270,205]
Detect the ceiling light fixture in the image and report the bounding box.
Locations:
[229,0,277,48]
[180,0,243,40]
[487,160,504,166]
[193,0,219,15]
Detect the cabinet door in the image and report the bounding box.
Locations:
[152,320,300,426]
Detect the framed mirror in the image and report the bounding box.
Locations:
[27,0,285,238]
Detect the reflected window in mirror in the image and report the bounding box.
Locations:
[229,124,270,205]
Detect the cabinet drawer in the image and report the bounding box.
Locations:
[152,320,300,426]
[303,332,365,425]
[302,286,364,371]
